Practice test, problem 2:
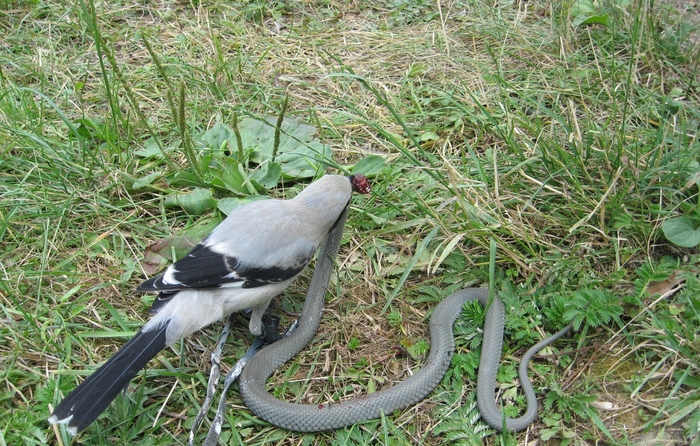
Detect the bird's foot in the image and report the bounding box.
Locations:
[260,313,283,344]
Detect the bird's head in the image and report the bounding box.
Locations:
[349,174,371,195]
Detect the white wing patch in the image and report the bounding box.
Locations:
[162,267,182,286]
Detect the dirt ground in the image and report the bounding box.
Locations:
[662,0,700,42]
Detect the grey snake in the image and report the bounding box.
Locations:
[239,207,573,432]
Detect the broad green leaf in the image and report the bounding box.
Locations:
[661,217,700,248]
[164,188,217,214]
[275,141,328,178]
[74,117,110,143]
[250,161,282,189]
[232,116,331,179]
[189,116,331,191]
[134,143,163,158]
[199,122,234,156]
[352,154,385,176]
[131,171,161,190]
[135,137,177,158]
[570,0,611,27]
[217,195,269,215]
[168,170,203,188]
[684,160,700,188]
[419,131,439,142]
[574,13,610,27]
[167,155,254,195]
[207,156,251,195]
[569,0,596,17]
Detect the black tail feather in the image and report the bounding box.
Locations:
[49,323,169,434]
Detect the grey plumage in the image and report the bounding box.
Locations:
[49,174,370,434]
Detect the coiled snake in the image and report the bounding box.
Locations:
[239,207,572,432]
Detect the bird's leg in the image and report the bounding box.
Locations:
[202,312,306,445]
[249,301,283,343]
[193,311,282,445]
[202,332,268,446]
[188,313,235,446]
[248,301,272,336]
[202,313,299,445]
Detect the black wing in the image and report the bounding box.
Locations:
[138,243,312,292]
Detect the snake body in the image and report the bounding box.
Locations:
[239,208,572,432]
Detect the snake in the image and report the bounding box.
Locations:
[239,207,573,433]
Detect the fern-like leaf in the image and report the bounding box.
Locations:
[432,391,494,445]
[563,288,623,330]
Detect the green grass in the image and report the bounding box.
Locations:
[1,0,699,445]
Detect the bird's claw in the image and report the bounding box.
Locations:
[260,313,283,344]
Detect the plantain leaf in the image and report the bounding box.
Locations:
[232,116,331,179]
[661,217,700,248]
[200,122,233,157]
[570,0,611,27]
[352,154,385,176]
[217,195,269,215]
[164,188,217,214]
[250,161,282,190]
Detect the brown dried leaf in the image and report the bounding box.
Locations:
[142,236,197,275]
[646,272,685,297]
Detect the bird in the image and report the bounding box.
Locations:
[48,173,371,435]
